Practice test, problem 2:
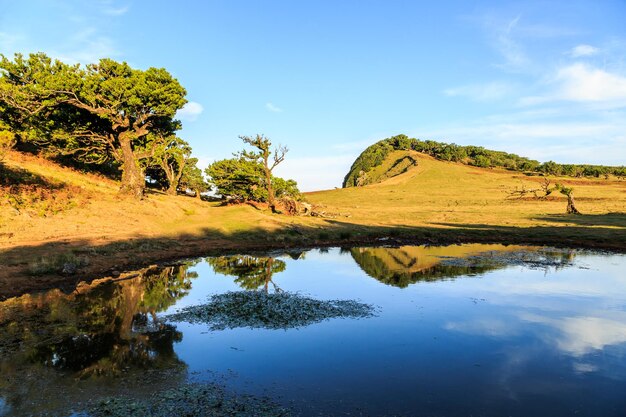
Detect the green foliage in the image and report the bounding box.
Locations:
[28,252,90,275]
[179,157,209,197]
[273,176,302,200]
[344,134,626,187]
[0,126,15,162]
[206,135,300,203]
[0,53,188,197]
[206,255,286,291]
[205,157,265,201]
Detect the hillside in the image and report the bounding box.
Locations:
[343,135,626,187]
[308,150,626,247]
[1,148,625,299]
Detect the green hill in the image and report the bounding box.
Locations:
[343,134,626,188]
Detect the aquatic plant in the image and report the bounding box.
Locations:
[89,382,290,417]
[165,290,376,330]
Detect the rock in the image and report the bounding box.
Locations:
[111,270,121,278]
[61,263,77,275]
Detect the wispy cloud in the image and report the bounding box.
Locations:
[265,102,283,113]
[444,81,515,102]
[419,118,626,165]
[569,44,599,58]
[177,101,204,122]
[496,15,529,70]
[103,5,130,16]
[54,35,120,64]
[520,63,626,107]
[0,31,22,52]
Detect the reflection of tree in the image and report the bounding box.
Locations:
[207,255,286,292]
[0,262,198,385]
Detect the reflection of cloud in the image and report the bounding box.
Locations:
[445,318,517,337]
[573,362,597,373]
[520,313,626,356]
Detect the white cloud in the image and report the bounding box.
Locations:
[444,81,515,101]
[419,119,626,165]
[495,15,531,72]
[177,101,204,122]
[555,63,626,103]
[103,5,129,16]
[570,44,599,58]
[193,155,214,171]
[54,35,119,64]
[519,63,626,107]
[265,102,283,113]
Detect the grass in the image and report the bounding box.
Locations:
[307,151,626,241]
[0,149,625,296]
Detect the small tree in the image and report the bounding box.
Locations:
[240,134,287,212]
[205,157,265,201]
[555,183,581,214]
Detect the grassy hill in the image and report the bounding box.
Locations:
[308,150,626,247]
[1,148,625,299]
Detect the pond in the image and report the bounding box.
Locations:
[1,244,626,416]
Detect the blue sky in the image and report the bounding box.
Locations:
[1,0,625,190]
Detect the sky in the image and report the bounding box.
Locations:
[0,0,625,190]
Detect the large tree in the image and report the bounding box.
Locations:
[0,53,187,198]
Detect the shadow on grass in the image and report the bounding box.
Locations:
[1,218,625,300]
[0,163,66,189]
[534,213,626,229]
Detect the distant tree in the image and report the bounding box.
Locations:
[151,136,191,195]
[179,157,209,199]
[205,157,265,201]
[240,134,287,212]
[0,53,187,198]
[555,183,581,214]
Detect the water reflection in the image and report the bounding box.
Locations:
[0,263,197,415]
[206,255,287,292]
[1,245,625,417]
[350,244,576,287]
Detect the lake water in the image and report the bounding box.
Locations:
[1,244,626,416]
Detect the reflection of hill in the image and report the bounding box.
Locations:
[350,244,527,288]
[0,263,197,416]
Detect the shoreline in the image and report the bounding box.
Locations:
[1,228,623,302]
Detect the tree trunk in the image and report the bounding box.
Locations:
[119,136,145,199]
[566,195,580,214]
[195,189,202,199]
[264,166,276,212]
[166,184,177,195]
